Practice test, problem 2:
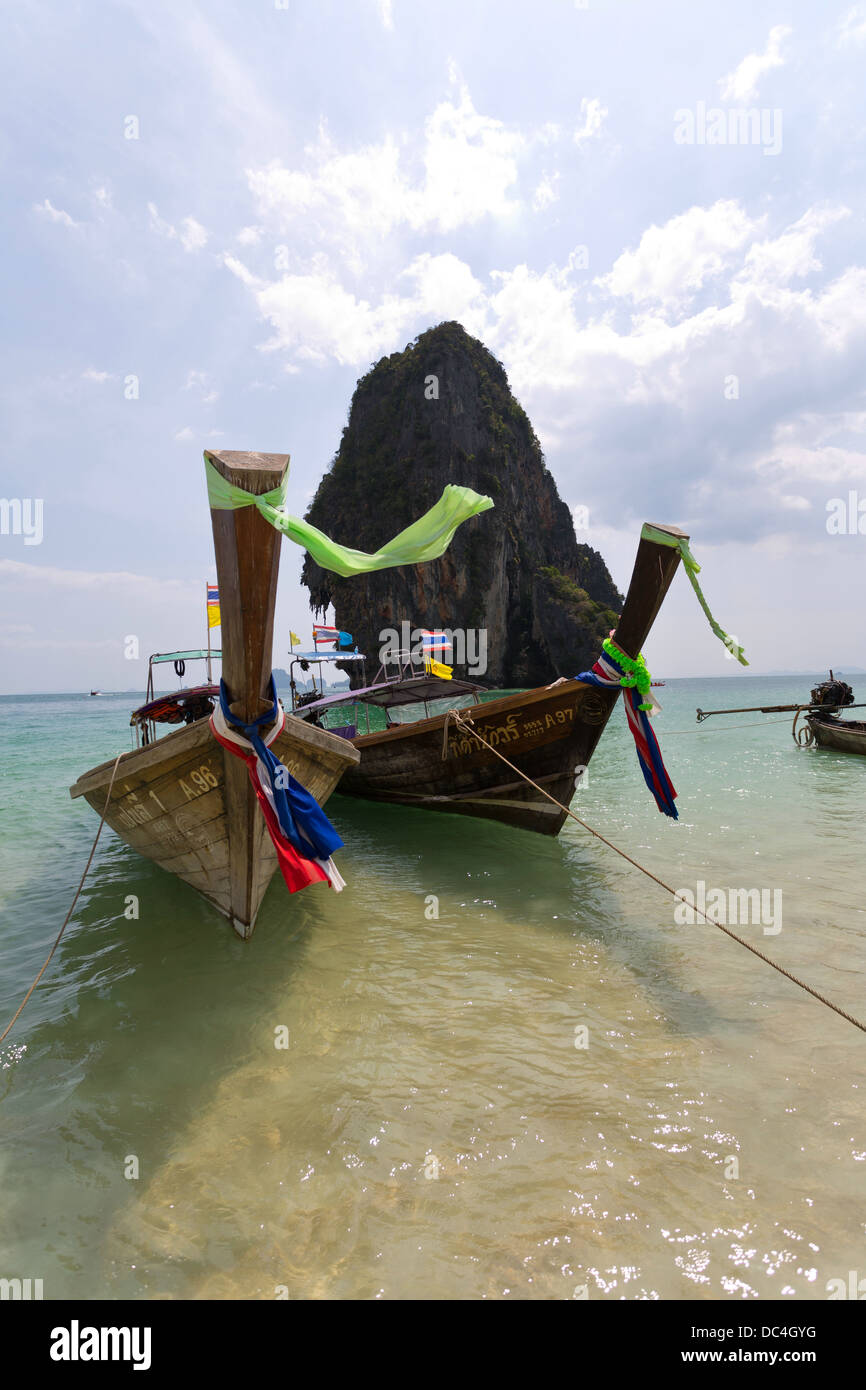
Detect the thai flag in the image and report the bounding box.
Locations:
[207,584,219,605]
[421,630,451,654]
[578,646,678,818]
[313,624,340,646]
[210,696,346,894]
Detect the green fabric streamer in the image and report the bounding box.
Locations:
[641,523,748,666]
[603,637,654,709]
[205,455,494,579]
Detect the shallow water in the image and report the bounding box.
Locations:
[1,677,865,1300]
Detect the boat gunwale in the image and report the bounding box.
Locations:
[70,705,360,798]
[348,677,598,750]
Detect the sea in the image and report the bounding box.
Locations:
[1,675,864,1302]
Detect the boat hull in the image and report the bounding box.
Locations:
[336,680,619,834]
[70,713,359,936]
[807,715,866,756]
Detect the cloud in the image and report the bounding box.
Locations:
[597,200,758,310]
[532,172,561,211]
[245,76,524,255]
[837,5,866,46]
[573,97,607,146]
[236,225,262,245]
[34,198,78,229]
[0,559,193,596]
[377,0,394,29]
[184,369,218,403]
[148,203,209,251]
[718,25,791,103]
[81,368,115,383]
[180,216,208,252]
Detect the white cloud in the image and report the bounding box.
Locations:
[598,200,757,310]
[94,186,112,209]
[236,225,262,245]
[0,559,193,596]
[174,426,194,441]
[532,172,561,211]
[719,25,791,102]
[148,204,209,251]
[738,205,849,287]
[180,216,208,252]
[34,198,78,229]
[837,5,866,46]
[377,0,394,29]
[81,368,114,383]
[148,202,176,240]
[573,97,607,146]
[184,369,219,403]
[245,77,524,254]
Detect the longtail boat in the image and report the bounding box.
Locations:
[70,450,494,936]
[697,672,866,757]
[293,522,690,834]
[70,452,360,937]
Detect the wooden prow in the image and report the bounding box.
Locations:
[206,450,289,724]
[206,449,290,936]
[611,523,688,660]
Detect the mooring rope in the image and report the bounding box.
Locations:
[445,710,866,1035]
[0,753,123,1045]
[661,715,800,735]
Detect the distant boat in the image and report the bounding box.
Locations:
[291,522,688,834]
[802,675,866,755]
[89,690,104,697]
[71,452,359,938]
[696,672,866,757]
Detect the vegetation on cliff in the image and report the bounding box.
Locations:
[302,321,623,686]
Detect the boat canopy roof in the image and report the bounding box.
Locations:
[131,684,219,724]
[299,673,485,714]
[149,649,221,665]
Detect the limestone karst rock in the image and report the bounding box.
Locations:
[302,322,622,686]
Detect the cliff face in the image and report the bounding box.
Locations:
[301,322,622,687]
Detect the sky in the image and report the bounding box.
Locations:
[1,0,865,693]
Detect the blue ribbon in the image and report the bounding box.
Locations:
[578,654,677,819]
[218,677,344,861]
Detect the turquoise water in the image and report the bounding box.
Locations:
[1,676,865,1300]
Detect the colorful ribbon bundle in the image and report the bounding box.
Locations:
[210,678,346,894]
[578,637,678,818]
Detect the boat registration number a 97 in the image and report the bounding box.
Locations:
[449,702,575,756]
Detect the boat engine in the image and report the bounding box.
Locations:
[810,672,854,711]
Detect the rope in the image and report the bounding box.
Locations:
[660,715,800,735]
[445,710,866,1035]
[0,753,123,1045]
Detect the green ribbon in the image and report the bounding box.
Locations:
[603,637,654,710]
[641,523,748,666]
[205,455,493,579]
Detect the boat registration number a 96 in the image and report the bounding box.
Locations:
[111,763,219,830]
[178,764,219,801]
